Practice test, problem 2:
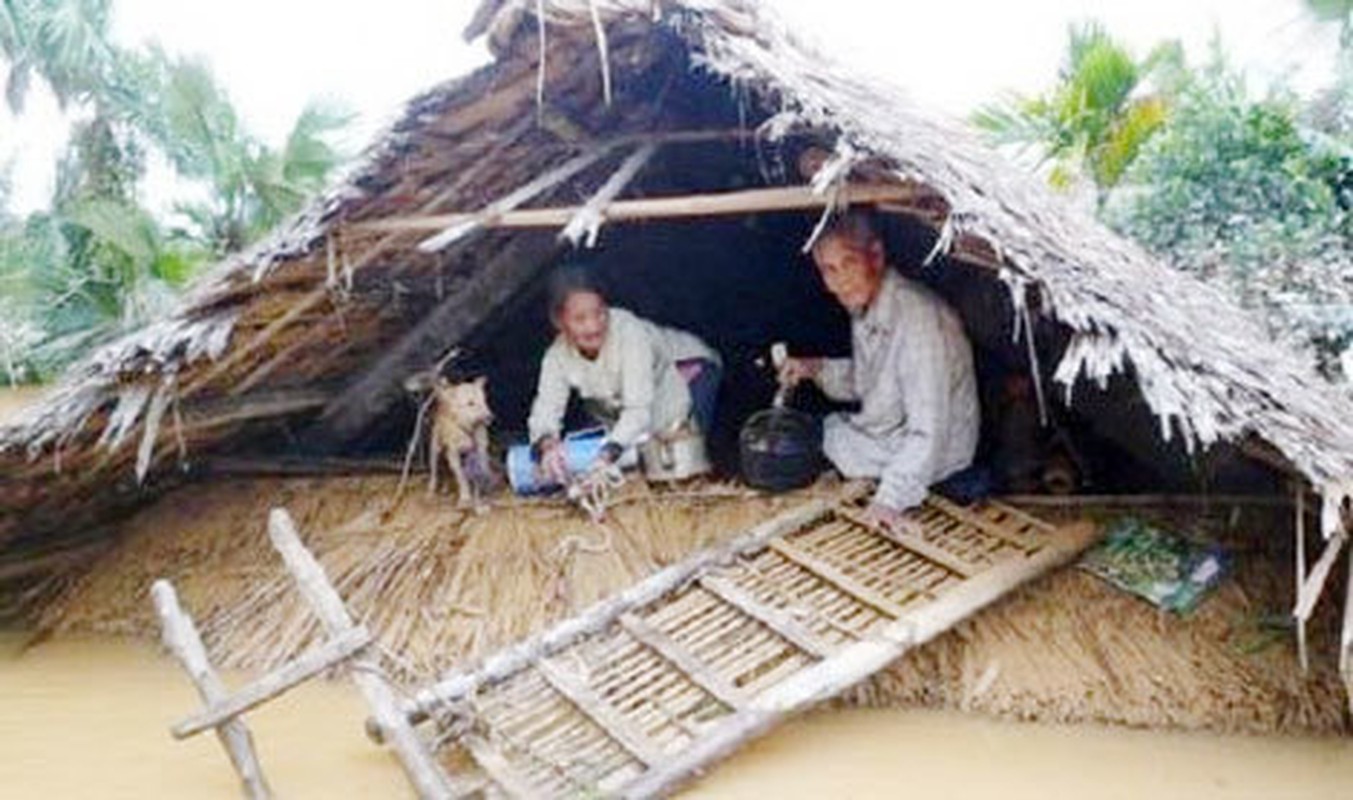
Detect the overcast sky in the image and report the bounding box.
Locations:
[0,0,1341,213]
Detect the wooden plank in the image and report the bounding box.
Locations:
[561,141,658,246]
[355,183,916,234]
[767,539,910,619]
[417,144,622,251]
[927,495,1035,552]
[838,507,978,578]
[618,521,1102,800]
[1294,529,1348,621]
[172,626,372,739]
[267,509,457,800]
[462,736,537,800]
[698,575,832,659]
[535,656,664,767]
[618,613,748,710]
[396,485,870,727]
[151,580,271,800]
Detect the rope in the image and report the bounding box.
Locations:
[566,462,625,522]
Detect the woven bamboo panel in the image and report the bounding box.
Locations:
[409,492,1094,798]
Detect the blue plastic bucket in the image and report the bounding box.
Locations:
[507,428,607,495]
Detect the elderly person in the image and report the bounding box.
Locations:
[780,210,979,528]
[528,265,721,482]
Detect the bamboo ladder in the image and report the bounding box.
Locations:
[369,484,1101,798]
[152,509,459,799]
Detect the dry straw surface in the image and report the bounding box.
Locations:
[40,478,1350,735]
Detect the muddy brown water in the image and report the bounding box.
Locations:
[1,635,1350,799]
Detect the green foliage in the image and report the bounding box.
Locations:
[974,24,1182,204]
[0,1,350,382]
[1104,50,1353,377]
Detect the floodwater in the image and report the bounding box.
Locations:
[1,635,1350,799]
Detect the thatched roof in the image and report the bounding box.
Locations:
[3,0,1351,563]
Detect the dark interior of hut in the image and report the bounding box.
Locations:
[228,24,1281,500]
[326,201,1278,497]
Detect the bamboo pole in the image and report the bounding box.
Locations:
[1296,486,1309,674]
[172,626,372,739]
[151,580,272,800]
[560,141,658,246]
[1293,529,1348,621]
[417,144,623,252]
[355,184,916,234]
[618,521,1102,799]
[266,509,456,800]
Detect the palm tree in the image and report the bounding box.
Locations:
[974,23,1181,207]
[146,55,351,255]
[1,2,350,376]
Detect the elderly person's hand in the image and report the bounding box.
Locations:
[860,501,905,532]
[777,356,822,389]
[533,435,570,485]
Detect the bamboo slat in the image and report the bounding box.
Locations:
[535,657,663,766]
[698,575,833,659]
[619,613,748,709]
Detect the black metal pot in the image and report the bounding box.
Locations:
[739,407,823,492]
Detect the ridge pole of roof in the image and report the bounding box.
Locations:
[561,141,658,247]
[417,142,623,253]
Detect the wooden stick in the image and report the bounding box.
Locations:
[392,485,869,729]
[698,575,833,659]
[151,580,272,800]
[766,539,909,619]
[927,495,1034,551]
[267,509,457,800]
[618,613,748,710]
[618,521,1102,799]
[1000,493,1293,509]
[535,657,662,766]
[839,508,977,578]
[417,144,622,252]
[172,626,372,739]
[561,141,658,246]
[356,184,916,234]
[1293,529,1348,621]
[207,455,408,477]
[1295,486,1309,673]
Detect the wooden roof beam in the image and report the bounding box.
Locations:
[355,182,918,235]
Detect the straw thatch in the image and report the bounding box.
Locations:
[39,475,1349,735]
[2,0,1351,584]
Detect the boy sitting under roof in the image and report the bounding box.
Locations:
[779,209,980,529]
